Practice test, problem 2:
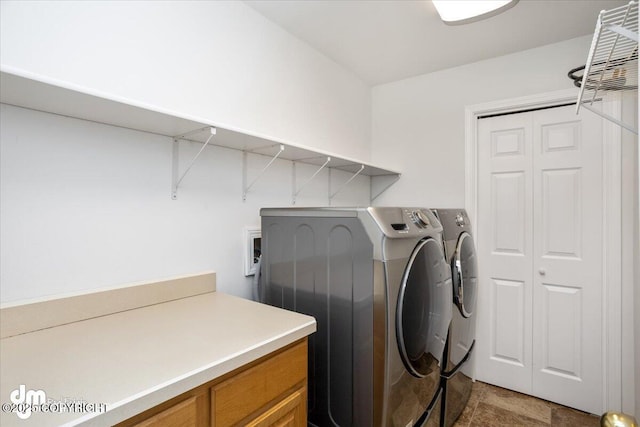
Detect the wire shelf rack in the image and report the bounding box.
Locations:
[576,0,638,134]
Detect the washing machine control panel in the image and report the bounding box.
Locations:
[410,210,430,228]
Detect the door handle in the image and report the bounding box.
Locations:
[538,268,546,276]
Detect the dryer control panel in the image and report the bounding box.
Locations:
[431,209,471,242]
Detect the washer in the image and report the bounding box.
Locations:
[431,209,478,427]
[260,207,452,427]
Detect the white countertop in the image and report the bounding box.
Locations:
[0,292,316,426]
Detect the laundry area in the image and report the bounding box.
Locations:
[0,1,638,426]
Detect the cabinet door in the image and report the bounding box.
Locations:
[211,340,307,426]
[245,388,306,427]
[134,392,209,427]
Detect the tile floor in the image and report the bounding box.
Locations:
[453,381,601,426]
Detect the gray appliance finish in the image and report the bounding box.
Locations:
[260,207,453,427]
[430,209,478,427]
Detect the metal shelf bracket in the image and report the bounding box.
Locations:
[328,164,365,205]
[171,126,216,200]
[370,174,400,203]
[292,157,331,205]
[243,144,285,201]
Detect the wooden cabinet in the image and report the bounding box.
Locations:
[117,338,307,427]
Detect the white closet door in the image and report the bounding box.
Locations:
[531,105,603,413]
[476,105,604,414]
[476,111,533,394]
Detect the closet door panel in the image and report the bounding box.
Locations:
[532,105,603,414]
[476,112,533,394]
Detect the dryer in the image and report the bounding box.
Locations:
[431,209,478,427]
[260,207,452,427]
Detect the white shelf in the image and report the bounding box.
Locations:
[0,68,400,200]
[577,0,638,134]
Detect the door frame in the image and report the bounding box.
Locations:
[464,88,632,412]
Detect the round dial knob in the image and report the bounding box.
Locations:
[412,210,430,228]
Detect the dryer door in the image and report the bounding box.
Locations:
[397,237,452,378]
[452,232,477,318]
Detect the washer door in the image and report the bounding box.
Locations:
[452,232,477,318]
[397,237,452,378]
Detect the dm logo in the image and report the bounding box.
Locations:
[10,384,46,419]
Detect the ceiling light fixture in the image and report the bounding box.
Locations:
[432,0,518,25]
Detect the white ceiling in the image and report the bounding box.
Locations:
[244,0,628,86]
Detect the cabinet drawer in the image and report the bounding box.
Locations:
[211,340,307,426]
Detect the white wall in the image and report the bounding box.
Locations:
[0,0,374,303]
[371,35,594,208]
[0,0,371,161]
[0,104,370,303]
